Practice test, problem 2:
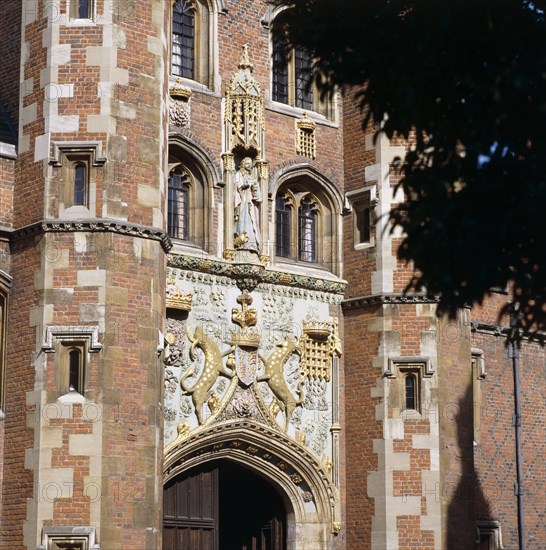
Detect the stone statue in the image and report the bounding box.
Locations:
[234,157,262,252]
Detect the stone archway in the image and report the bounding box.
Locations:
[163,420,340,550]
[163,459,287,549]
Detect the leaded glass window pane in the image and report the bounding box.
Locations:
[272,37,289,104]
[168,170,190,240]
[294,47,313,110]
[298,197,316,262]
[172,0,195,79]
[275,196,291,257]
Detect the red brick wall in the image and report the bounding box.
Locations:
[0,0,22,122]
[471,330,546,548]
[343,306,381,548]
[0,240,41,549]
[0,158,14,228]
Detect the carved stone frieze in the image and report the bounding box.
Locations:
[341,292,440,311]
[167,254,346,296]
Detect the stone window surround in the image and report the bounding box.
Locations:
[49,141,106,220]
[475,520,505,549]
[262,5,338,123]
[168,0,226,95]
[38,525,100,550]
[42,325,102,402]
[385,357,434,419]
[345,186,378,251]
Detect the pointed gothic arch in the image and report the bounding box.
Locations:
[164,420,340,549]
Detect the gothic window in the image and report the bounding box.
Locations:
[294,47,313,110]
[167,143,209,249]
[171,0,213,88]
[168,167,190,240]
[274,177,339,273]
[386,358,433,418]
[270,12,333,118]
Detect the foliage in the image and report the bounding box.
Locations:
[272,0,546,332]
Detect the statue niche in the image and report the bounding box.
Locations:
[222,45,268,258]
[234,157,262,252]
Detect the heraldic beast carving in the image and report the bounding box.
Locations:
[258,338,304,431]
[180,326,235,425]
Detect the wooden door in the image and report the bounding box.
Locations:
[163,464,219,550]
[163,460,286,550]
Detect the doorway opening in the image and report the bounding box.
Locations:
[163,459,287,550]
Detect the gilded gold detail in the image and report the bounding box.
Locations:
[169,83,192,100]
[322,457,333,477]
[296,113,317,159]
[180,326,235,425]
[222,152,235,172]
[295,430,307,446]
[225,45,265,152]
[257,338,303,431]
[177,422,190,439]
[232,290,258,329]
[166,277,193,311]
[208,392,221,414]
[300,319,341,381]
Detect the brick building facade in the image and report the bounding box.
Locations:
[0,1,543,549]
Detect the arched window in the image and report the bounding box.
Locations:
[171,0,214,88]
[168,168,190,240]
[298,196,317,262]
[273,174,340,273]
[405,373,417,410]
[167,141,210,249]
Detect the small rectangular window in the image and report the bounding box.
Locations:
[354,202,371,245]
[70,0,94,21]
[471,349,486,444]
[73,163,87,206]
[60,342,86,395]
[346,187,376,250]
[400,368,420,412]
[475,520,504,549]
